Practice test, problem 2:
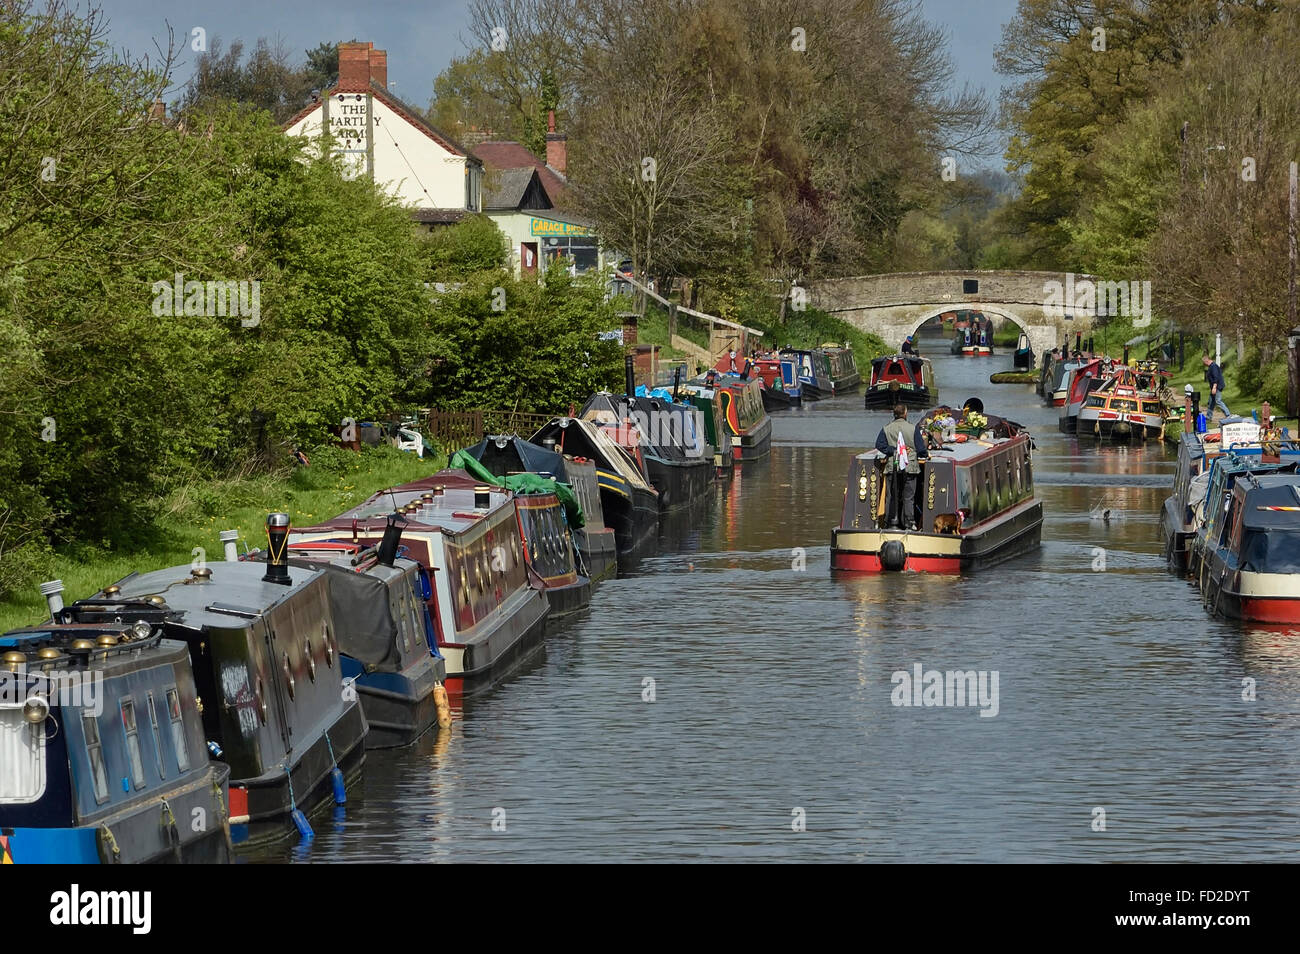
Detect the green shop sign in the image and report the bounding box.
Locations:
[531,217,592,237]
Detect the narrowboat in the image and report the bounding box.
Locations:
[753,354,802,409]
[289,474,550,699]
[1013,332,1034,370]
[864,355,935,410]
[781,348,835,399]
[252,527,450,749]
[1161,421,1294,574]
[1,588,233,864]
[831,408,1042,573]
[532,416,660,554]
[682,382,736,476]
[583,391,714,510]
[1076,365,1167,441]
[62,521,369,848]
[715,374,772,463]
[1201,472,1300,623]
[452,436,596,614]
[950,313,993,356]
[822,346,861,392]
[1057,358,1103,432]
[460,432,618,582]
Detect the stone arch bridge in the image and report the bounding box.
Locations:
[807,270,1103,359]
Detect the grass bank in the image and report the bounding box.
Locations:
[0,445,444,632]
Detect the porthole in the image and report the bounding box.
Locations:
[322,623,335,669]
[304,638,316,682]
[256,677,268,725]
[282,653,295,700]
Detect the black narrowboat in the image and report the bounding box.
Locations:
[63,522,369,848]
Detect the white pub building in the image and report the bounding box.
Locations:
[284,42,484,226]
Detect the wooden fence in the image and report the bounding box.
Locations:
[426,408,559,453]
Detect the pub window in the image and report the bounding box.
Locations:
[83,712,109,803]
[120,699,146,790]
[167,689,190,773]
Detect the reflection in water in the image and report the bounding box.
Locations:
[243,344,1300,862]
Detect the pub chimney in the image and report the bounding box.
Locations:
[545,109,567,176]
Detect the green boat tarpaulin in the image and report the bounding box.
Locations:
[449,449,585,528]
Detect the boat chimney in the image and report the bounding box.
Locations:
[39,579,65,618]
[220,529,240,562]
[474,485,492,509]
[262,513,293,586]
[625,354,636,398]
[1262,400,1272,429]
[376,512,407,568]
[1122,345,1130,366]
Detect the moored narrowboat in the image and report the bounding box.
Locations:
[259,530,450,749]
[461,432,618,582]
[753,354,802,409]
[782,348,835,399]
[62,528,369,848]
[584,391,714,510]
[831,408,1042,573]
[1013,332,1034,370]
[1200,471,1300,623]
[1057,358,1103,432]
[714,374,772,463]
[683,383,737,476]
[822,346,861,392]
[863,355,935,410]
[289,474,550,700]
[532,416,660,554]
[1,598,233,864]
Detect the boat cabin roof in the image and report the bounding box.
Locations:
[304,471,514,535]
[1238,474,1300,529]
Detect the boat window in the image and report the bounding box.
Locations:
[167,689,190,773]
[147,691,165,780]
[120,699,146,790]
[1085,395,1106,408]
[1142,402,1162,414]
[0,699,46,804]
[84,711,110,803]
[1112,399,1138,412]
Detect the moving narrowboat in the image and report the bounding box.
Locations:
[256,529,450,749]
[831,408,1042,573]
[461,433,618,582]
[753,354,802,409]
[289,474,550,700]
[863,355,935,410]
[532,416,660,554]
[1076,365,1167,441]
[950,313,993,356]
[1201,472,1300,623]
[583,392,714,510]
[782,348,835,399]
[62,524,369,848]
[1,591,233,864]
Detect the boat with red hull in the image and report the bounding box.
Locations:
[863,355,935,410]
[831,408,1042,573]
[288,472,549,700]
[1201,472,1300,623]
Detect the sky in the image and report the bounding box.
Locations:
[103,0,1018,158]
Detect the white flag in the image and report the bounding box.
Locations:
[896,430,909,470]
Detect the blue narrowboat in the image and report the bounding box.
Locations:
[1,587,232,864]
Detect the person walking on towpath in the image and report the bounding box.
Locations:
[875,404,927,530]
[1202,353,1231,422]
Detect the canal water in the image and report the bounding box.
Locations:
[251,340,1300,863]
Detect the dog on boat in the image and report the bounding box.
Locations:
[932,513,960,535]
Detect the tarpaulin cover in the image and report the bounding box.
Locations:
[450,447,585,528]
[461,435,569,481]
[322,565,400,669]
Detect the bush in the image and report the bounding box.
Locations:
[0,541,55,604]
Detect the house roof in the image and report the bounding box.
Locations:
[283,81,481,166]
[484,167,541,210]
[472,140,568,202]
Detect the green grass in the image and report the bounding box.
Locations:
[0,445,445,632]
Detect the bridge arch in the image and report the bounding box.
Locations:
[806,269,1100,361]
